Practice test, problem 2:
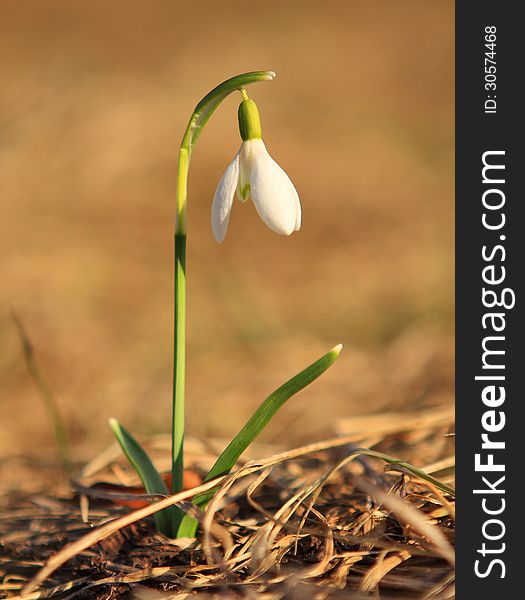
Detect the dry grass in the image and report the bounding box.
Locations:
[1,408,454,599]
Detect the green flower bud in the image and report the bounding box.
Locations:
[238,98,262,141]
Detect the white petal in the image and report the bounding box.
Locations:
[211,152,239,243]
[293,186,302,231]
[249,142,300,235]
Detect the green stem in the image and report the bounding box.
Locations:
[170,71,276,530]
[171,232,186,496]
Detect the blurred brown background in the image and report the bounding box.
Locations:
[0,1,453,479]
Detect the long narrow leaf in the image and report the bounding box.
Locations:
[205,344,343,485]
[109,419,180,536]
[176,344,342,537]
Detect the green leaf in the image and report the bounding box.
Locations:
[176,344,343,538]
[109,418,181,537]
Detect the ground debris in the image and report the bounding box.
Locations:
[1,411,454,599]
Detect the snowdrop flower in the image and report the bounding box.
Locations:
[211,93,301,242]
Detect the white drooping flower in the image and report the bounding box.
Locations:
[211,96,301,243]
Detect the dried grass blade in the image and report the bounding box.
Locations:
[352,475,455,566]
[360,549,411,592]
